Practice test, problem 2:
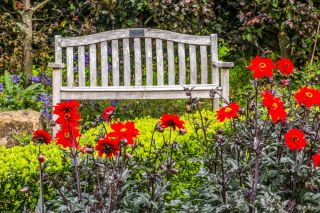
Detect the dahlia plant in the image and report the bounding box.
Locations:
[179,56,320,212]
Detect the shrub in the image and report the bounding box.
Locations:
[0,144,64,212]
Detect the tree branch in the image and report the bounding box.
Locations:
[31,0,50,12]
[12,0,22,15]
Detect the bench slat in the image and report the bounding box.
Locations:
[60,84,220,100]
[134,38,142,86]
[189,45,197,84]
[89,44,97,86]
[112,40,119,86]
[59,28,211,47]
[78,46,86,86]
[66,47,74,87]
[200,46,208,84]
[167,41,175,85]
[156,39,164,85]
[101,42,108,86]
[178,43,186,84]
[123,39,131,86]
[145,38,153,86]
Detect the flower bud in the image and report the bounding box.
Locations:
[185,104,192,113]
[170,168,179,175]
[120,139,128,145]
[50,120,56,127]
[84,147,94,154]
[20,186,29,193]
[179,128,187,135]
[160,164,167,171]
[280,79,289,86]
[216,129,224,134]
[38,154,45,164]
[239,108,246,115]
[156,123,164,133]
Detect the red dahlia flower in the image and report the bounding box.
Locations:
[312,152,320,168]
[284,129,307,151]
[107,121,139,145]
[248,56,276,79]
[102,106,115,122]
[55,126,80,148]
[294,87,320,108]
[261,91,286,123]
[277,58,294,76]
[53,100,80,126]
[216,102,240,122]
[95,137,120,158]
[33,130,51,144]
[160,114,185,130]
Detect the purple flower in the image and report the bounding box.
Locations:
[85,52,89,66]
[0,83,3,92]
[108,47,112,55]
[12,75,20,84]
[40,109,52,120]
[108,64,112,72]
[31,76,41,83]
[111,99,118,106]
[42,76,51,87]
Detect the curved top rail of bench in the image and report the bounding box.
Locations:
[58,28,212,47]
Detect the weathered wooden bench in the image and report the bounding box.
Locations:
[48,28,233,118]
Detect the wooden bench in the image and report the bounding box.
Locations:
[48,28,233,123]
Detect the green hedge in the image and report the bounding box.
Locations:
[0,144,64,212]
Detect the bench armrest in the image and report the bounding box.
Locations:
[213,61,234,68]
[48,63,65,69]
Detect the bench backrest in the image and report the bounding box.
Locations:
[55,28,219,88]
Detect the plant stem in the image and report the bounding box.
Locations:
[250,80,261,206]
[38,145,44,213]
[69,124,82,200]
[220,145,227,204]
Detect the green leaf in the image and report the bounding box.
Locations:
[4,71,13,94]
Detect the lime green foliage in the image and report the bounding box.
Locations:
[0,144,64,211]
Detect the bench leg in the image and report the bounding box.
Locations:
[52,68,61,138]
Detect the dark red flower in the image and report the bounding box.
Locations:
[95,136,120,158]
[261,90,287,123]
[102,106,115,122]
[284,129,307,151]
[53,100,80,126]
[160,114,185,130]
[107,121,139,145]
[312,152,320,168]
[294,87,320,108]
[55,126,80,148]
[33,130,51,144]
[216,102,240,122]
[248,56,276,79]
[277,58,294,76]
